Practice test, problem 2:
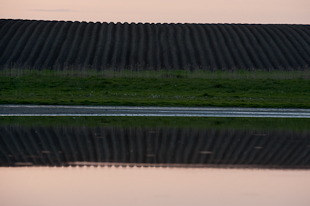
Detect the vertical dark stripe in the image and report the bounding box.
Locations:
[211,24,236,69]
[251,25,289,69]
[73,22,94,67]
[217,25,248,69]
[231,25,271,69]
[188,24,208,70]
[101,23,115,70]
[166,23,180,70]
[196,24,217,70]
[0,20,33,66]
[145,23,156,70]
[32,21,65,68]
[64,21,88,67]
[83,22,101,68]
[183,24,198,70]
[15,21,47,66]
[92,22,108,70]
[173,24,189,70]
[119,22,130,70]
[137,23,147,70]
[52,21,80,69]
[23,21,55,67]
[158,24,171,69]
[263,25,299,68]
[128,23,138,70]
[203,25,227,69]
[270,25,308,66]
[153,24,162,70]
[110,22,123,70]
[0,20,24,59]
[41,21,71,69]
[275,25,310,64]
[4,21,41,66]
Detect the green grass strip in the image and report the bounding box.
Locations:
[1,72,310,108]
[1,116,310,131]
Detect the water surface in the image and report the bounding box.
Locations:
[1,167,310,206]
[0,119,309,205]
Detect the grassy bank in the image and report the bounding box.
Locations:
[1,116,310,131]
[1,69,310,108]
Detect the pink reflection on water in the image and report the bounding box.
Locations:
[0,167,309,206]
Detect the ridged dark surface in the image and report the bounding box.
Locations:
[1,125,310,169]
[0,19,310,70]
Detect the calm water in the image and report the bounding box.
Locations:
[1,167,310,206]
[1,123,310,205]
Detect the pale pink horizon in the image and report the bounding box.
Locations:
[1,0,310,24]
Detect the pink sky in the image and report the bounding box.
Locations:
[1,0,310,24]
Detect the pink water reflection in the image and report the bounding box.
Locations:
[0,167,309,206]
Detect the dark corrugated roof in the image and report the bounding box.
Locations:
[0,19,310,70]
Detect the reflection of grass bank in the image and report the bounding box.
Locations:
[1,117,310,131]
[1,69,310,108]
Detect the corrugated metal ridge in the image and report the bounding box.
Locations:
[0,19,309,70]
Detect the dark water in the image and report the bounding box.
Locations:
[1,124,310,205]
[1,125,310,168]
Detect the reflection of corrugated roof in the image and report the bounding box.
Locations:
[0,126,309,169]
[0,19,309,70]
